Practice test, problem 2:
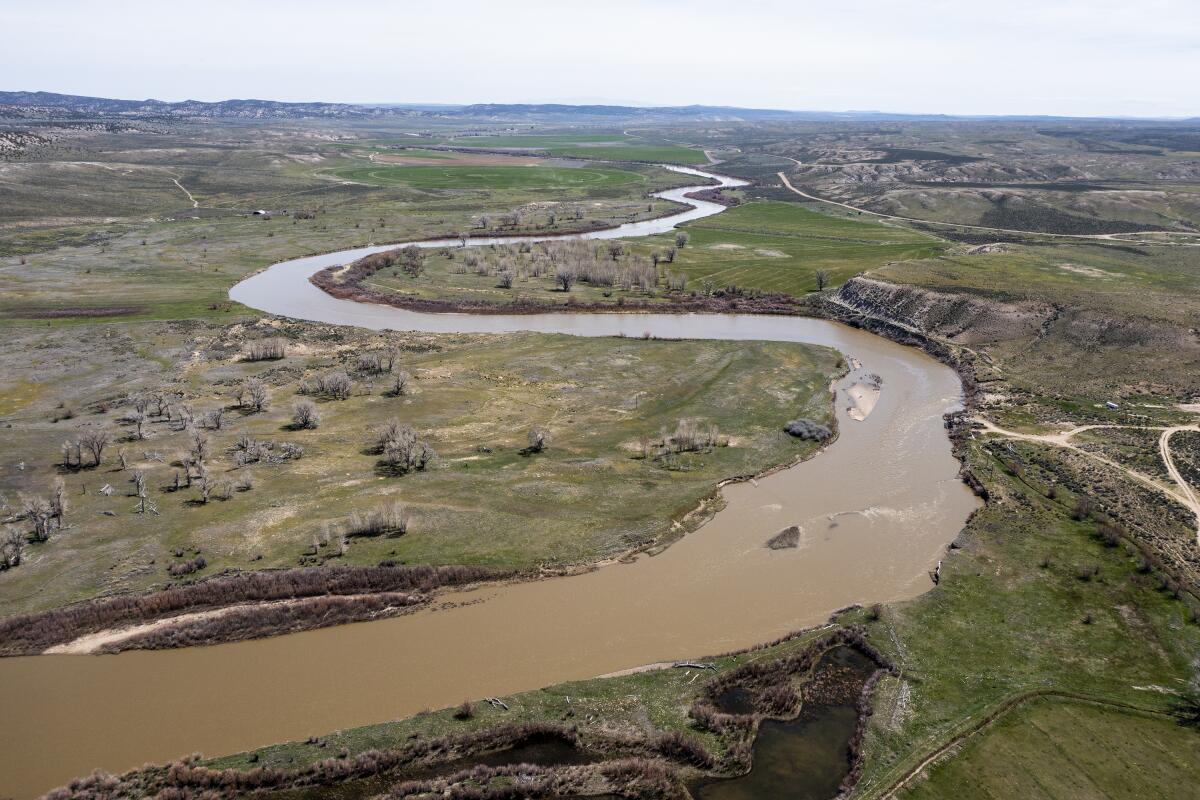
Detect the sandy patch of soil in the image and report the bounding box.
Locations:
[1059,263,1119,279]
[754,249,788,258]
[845,381,881,421]
[709,243,744,250]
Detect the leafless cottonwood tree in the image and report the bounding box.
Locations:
[189,426,210,462]
[49,478,67,528]
[244,338,287,361]
[61,439,83,469]
[815,270,829,291]
[675,232,689,249]
[0,526,24,570]
[244,378,270,412]
[301,371,353,400]
[387,371,411,397]
[79,429,110,467]
[203,407,225,431]
[292,399,321,430]
[21,495,53,542]
[372,419,435,474]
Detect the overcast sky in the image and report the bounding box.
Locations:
[4,0,1198,117]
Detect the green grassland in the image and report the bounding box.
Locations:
[899,699,1200,800]
[326,163,645,190]
[340,132,709,165]
[0,130,691,322]
[441,133,708,164]
[0,321,839,617]
[651,201,945,294]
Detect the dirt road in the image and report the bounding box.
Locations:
[776,160,1200,246]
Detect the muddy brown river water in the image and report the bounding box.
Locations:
[0,167,978,798]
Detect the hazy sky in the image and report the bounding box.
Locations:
[4,0,1198,117]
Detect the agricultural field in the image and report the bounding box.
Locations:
[898,699,1200,800]
[650,201,945,295]
[410,133,708,165]
[326,162,645,190]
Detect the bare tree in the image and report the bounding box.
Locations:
[244,338,287,362]
[197,463,212,504]
[245,378,270,413]
[375,420,435,474]
[50,477,67,528]
[126,406,149,441]
[0,526,23,570]
[301,371,353,400]
[203,407,225,431]
[189,426,210,463]
[292,399,321,430]
[527,426,551,454]
[815,270,829,291]
[675,232,689,249]
[344,501,410,537]
[61,439,83,470]
[79,429,110,467]
[22,495,53,543]
[665,246,677,263]
[555,264,578,292]
[388,371,411,397]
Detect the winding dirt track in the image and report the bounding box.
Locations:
[976,419,1200,543]
[776,160,1200,246]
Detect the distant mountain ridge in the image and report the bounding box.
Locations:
[1,91,1196,123]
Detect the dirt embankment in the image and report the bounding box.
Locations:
[832,275,1200,357]
[829,276,1053,345]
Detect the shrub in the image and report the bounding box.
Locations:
[168,556,207,577]
[244,338,287,361]
[301,371,353,400]
[670,419,719,453]
[373,420,435,474]
[527,426,551,454]
[344,502,410,538]
[784,418,832,441]
[292,400,321,430]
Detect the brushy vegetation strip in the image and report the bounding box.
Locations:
[0,564,508,656]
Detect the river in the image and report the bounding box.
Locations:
[0,165,977,798]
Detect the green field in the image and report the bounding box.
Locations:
[899,699,1200,800]
[328,163,644,189]
[638,201,945,294]
[446,133,707,164]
